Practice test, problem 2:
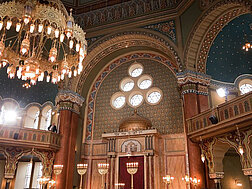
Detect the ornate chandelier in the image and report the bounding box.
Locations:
[0,0,87,86]
[242,42,251,51]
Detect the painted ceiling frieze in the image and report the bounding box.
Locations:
[142,20,177,43]
[75,0,182,28]
[86,35,105,47]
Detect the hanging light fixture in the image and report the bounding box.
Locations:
[200,136,205,163]
[242,42,251,51]
[242,26,252,51]
[236,126,244,156]
[0,0,87,86]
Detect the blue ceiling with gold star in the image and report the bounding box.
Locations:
[0,67,58,108]
[206,14,252,83]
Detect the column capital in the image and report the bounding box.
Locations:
[243,168,252,176]
[55,90,85,114]
[177,70,211,95]
[209,172,224,179]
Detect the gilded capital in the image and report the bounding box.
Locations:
[177,70,211,95]
[55,90,85,114]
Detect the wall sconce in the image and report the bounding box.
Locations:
[163,175,174,189]
[235,180,242,186]
[216,88,228,102]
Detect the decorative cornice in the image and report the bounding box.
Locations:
[210,79,237,91]
[177,70,211,95]
[74,0,183,28]
[177,70,211,86]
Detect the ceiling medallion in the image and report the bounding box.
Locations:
[0,0,87,86]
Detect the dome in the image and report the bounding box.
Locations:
[119,110,152,131]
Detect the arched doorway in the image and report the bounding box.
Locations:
[14,155,42,189]
[221,148,250,189]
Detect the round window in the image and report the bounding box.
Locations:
[128,63,143,77]
[129,94,144,107]
[111,93,126,109]
[137,75,152,90]
[146,88,162,105]
[120,78,135,92]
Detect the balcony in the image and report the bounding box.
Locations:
[187,92,252,142]
[0,126,61,150]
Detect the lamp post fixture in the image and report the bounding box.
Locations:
[38,177,50,189]
[126,162,138,189]
[216,88,228,102]
[48,180,56,188]
[191,176,200,189]
[98,163,109,189]
[53,165,63,189]
[77,164,88,189]
[182,175,190,188]
[163,175,174,189]
[115,183,125,189]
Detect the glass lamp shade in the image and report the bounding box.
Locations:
[53,165,63,175]
[20,38,30,55]
[97,163,109,175]
[49,47,57,63]
[77,164,88,175]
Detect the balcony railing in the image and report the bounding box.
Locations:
[187,92,252,141]
[0,126,61,150]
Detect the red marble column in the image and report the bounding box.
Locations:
[184,92,206,188]
[54,91,84,189]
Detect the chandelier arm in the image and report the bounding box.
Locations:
[35,32,46,59]
[61,42,66,58]
[14,24,24,53]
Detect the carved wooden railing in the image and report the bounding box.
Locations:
[0,126,61,150]
[187,92,252,141]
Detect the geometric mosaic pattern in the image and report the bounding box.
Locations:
[143,20,177,43]
[85,54,183,140]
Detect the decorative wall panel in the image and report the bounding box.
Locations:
[166,155,186,189]
[93,59,183,140]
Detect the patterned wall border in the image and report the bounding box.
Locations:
[76,30,182,94]
[184,0,250,73]
[85,52,178,140]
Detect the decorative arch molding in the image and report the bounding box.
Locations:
[84,52,178,140]
[19,149,55,177]
[75,30,182,94]
[121,139,142,153]
[184,0,250,73]
[0,147,55,179]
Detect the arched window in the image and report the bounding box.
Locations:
[46,109,52,129]
[238,78,252,95]
[24,106,40,129]
[40,105,52,130]
[0,102,18,125]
